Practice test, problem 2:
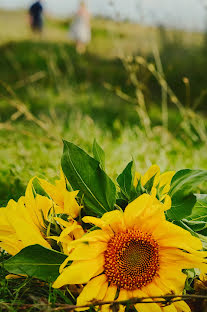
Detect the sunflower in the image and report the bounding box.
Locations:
[38,169,82,218]
[53,194,207,312]
[0,177,83,255]
[134,165,175,210]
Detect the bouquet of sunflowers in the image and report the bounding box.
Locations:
[1,140,207,312]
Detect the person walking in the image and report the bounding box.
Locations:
[29,0,44,33]
[69,1,91,53]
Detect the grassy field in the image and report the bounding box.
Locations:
[0,10,207,205]
[0,9,207,310]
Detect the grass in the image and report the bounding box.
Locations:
[0,9,207,311]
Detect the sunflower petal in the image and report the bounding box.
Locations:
[68,242,107,261]
[124,194,154,227]
[64,190,81,218]
[133,289,162,312]
[38,177,64,207]
[102,285,117,312]
[141,164,160,187]
[53,255,104,287]
[172,301,191,312]
[101,210,125,232]
[77,274,107,308]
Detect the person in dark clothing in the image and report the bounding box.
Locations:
[29,1,43,33]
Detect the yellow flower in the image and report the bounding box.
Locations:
[0,178,52,255]
[0,176,83,256]
[38,169,82,218]
[53,194,207,312]
[134,165,175,210]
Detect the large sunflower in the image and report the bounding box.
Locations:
[53,194,207,312]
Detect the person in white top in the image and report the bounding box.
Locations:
[69,1,91,53]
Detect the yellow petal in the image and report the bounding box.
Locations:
[0,242,22,256]
[160,248,207,271]
[73,226,85,240]
[54,217,71,228]
[59,168,67,187]
[101,210,125,232]
[58,222,83,243]
[117,289,129,312]
[59,256,71,273]
[172,301,191,312]
[157,267,187,294]
[143,283,164,297]
[151,186,157,197]
[0,207,11,227]
[82,216,106,228]
[6,201,50,249]
[134,172,141,188]
[117,289,128,301]
[133,289,162,312]
[38,177,64,207]
[64,190,81,218]
[155,221,202,251]
[159,171,175,188]
[68,242,107,261]
[124,194,154,227]
[162,305,177,312]
[163,195,172,210]
[53,255,104,288]
[77,274,108,307]
[69,230,110,247]
[97,280,109,300]
[141,165,160,187]
[102,285,117,312]
[25,178,42,226]
[35,194,53,221]
[6,274,26,279]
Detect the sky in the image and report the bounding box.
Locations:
[0,0,206,31]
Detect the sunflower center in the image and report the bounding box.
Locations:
[104,229,159,290]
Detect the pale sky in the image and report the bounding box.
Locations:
[0,0,206,31]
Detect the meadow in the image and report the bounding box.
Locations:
[0,9,207,310]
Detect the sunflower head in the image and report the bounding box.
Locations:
[53,194,207,312]
[104,229,159,290]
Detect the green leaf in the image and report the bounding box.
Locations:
[167,169,207,220]
[183,219,207,232]
[183,268,200,292]
[167,193,196,221]
[117,161,136,201]
[61,141,116,217]
[144,173,157,193]
[93,139,105,170]
[169,169,207,197]
[3,245,68,282]
[187,194,207,222]
[175,219,207,250]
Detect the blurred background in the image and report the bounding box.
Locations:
[0,0,207,205]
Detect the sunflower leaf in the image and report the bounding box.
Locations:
[186,194,207,222]
[144,173,157,193]
[61,141,116,217]
[117,160,137,201]
[167,169,207,220]
[93,139,105,171]
[3,244,68,282]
